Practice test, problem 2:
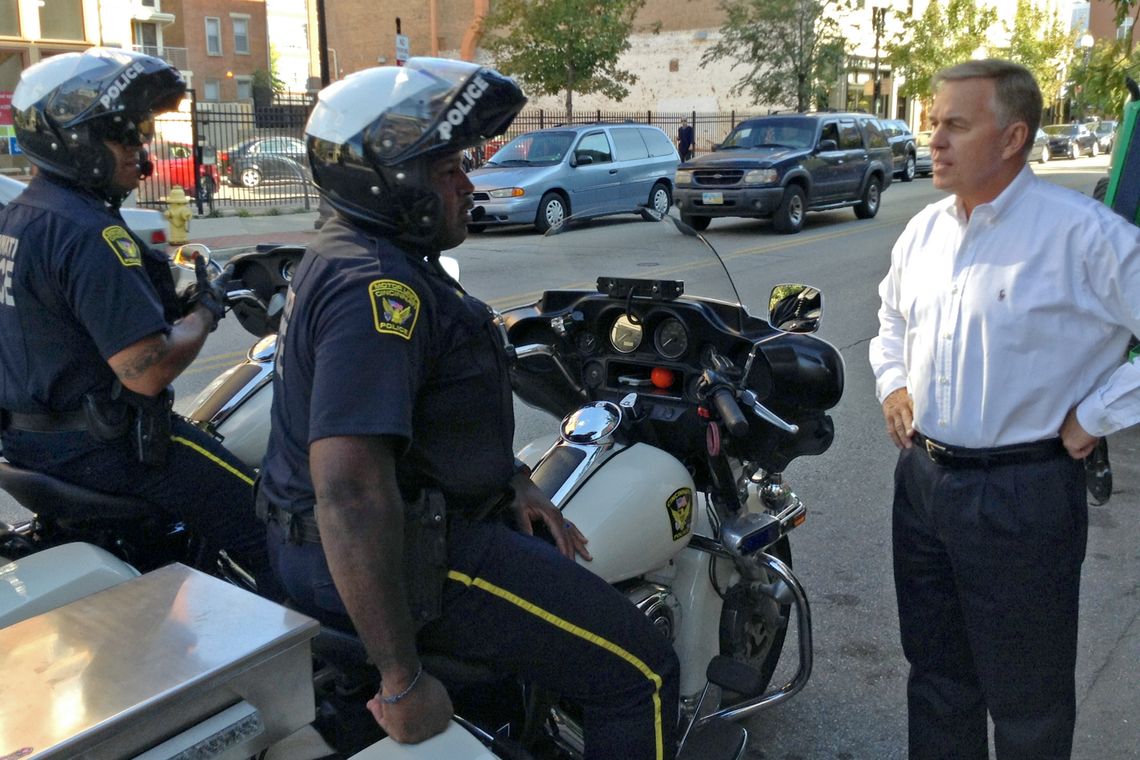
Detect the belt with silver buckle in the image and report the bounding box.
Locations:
[913,431,1064,469]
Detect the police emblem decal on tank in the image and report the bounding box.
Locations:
[666,487,694,540]
[369,279,420,339]
[102,226,141,266]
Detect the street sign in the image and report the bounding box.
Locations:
[395,34,410,66]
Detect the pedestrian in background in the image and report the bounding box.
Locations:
[677,118,694,161]
[869,58,1140,759]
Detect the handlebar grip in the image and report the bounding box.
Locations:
[712,388,749,437]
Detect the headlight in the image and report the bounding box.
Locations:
[675,170,693,185]
[489,187,525,198]
[743,169,778,184]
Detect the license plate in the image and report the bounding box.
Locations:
[702,192,724,205]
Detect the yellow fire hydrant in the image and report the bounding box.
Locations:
[164,185,193,245]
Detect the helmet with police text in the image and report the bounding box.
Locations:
[13,48,185,199]
[305,57,526,243]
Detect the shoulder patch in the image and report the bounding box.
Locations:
[101,226,141,267]
[369,279,421,340]
[666,487,693,541]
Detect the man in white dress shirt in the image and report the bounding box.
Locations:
[870,59,1140,760]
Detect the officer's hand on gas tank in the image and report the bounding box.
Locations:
[367,670,452,743]
[509,472,592,561]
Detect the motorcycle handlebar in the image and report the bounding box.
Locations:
[713,387,749,437]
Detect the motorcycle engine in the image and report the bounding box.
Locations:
[625,582,682,642]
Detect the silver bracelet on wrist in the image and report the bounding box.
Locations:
[379,662,423,705]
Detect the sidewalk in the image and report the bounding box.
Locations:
[179,209,322,259]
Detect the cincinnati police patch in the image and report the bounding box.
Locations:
[666,487,694,541]
[369,279,420,340]
[102,226,141,267]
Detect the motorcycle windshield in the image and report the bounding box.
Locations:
[534,210,748,331]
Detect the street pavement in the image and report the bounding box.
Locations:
[179,208,321,258]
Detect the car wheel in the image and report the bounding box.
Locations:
[772,185,806,234]
[901,154,916,182]
[535,192,568,233]
[1093,176,1109,203]
[854,176,881,220]
[680,214,711,231]
[1070,143,1080,160]
[1039,148,1050,164]
[240,166,263,188]
[1091,141,1100,157]
[648,181,672,214]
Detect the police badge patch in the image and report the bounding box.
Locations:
[369,279,420,340]
[666,487,694,541]
[102,226,141,267]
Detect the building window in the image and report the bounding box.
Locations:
[1119,17,1135,40]
[206,17,222,56]
[203,79,221,102]
[232,15,250,55]
[39,0,84,40]
[0,0,19,36]
[235,76,253,100]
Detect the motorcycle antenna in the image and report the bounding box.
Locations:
[656,209,747,333]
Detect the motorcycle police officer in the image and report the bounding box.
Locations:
[0,49,278,598]
[258,59,680,757]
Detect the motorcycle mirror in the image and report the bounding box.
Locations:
[768,283,823,334]
[171,243,214,271]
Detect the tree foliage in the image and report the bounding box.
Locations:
[997,0,1075,110]
[1076,40,1140,120]
[481,0,648,119]
[886,0,997,102]
[700,0,848,112]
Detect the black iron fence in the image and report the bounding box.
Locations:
[136,96,767,215]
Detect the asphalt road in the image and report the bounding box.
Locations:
[4,155,1136,758]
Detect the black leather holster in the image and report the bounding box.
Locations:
[404,488,448,630]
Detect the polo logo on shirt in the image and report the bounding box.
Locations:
[666,487,693,541]
[102,226,141,267]
[369,279,420,340]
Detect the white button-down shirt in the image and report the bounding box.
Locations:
[869,167,1140,448]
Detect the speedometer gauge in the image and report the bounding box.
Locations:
[653,318,688,359]
[610,314,643,353]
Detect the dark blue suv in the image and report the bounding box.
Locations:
[673,112,893,234]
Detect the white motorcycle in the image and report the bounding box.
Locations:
[0,212,843,760]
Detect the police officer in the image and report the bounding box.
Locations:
[0,49,278,598]
[259,59,680,757]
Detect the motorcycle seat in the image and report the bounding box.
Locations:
[0,462,156,525]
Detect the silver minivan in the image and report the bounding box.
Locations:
[467,123,680,232]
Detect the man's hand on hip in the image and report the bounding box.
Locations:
[882,387,915,450]
[1060,407,1098,460]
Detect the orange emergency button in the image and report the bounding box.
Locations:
[651,367,675,389]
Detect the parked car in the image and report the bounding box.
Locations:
[1093,120,1119,153]
[1028,127,1051,164]
[138,142,220,203]
[880,118,917,182]
[466,123,680,232]
[219,136,308,188]
[0,174,169,249]
[1043,123,1099,159]
[672,112,893,234]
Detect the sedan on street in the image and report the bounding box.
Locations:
[1042,123,1099,159]
[219,136,309,188]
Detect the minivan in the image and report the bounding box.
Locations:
[467,123,680,232]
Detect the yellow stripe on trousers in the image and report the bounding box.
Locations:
[170,435,255,486]
[447,569,665,760]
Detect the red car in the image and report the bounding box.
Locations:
[139,142,220,203]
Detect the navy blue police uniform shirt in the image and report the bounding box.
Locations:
[0,174,175,414]
[260,215,516,516]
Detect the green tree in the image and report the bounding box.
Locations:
[997,0,1074,112]
[886,0,997,104]
[482,0,649,120]
[700,0,847,112]
[1079,40,1140,120]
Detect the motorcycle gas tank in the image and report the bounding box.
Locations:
[558,443,696,584]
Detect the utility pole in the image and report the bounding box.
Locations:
[316,0,330,86]
[872,5,886,118]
